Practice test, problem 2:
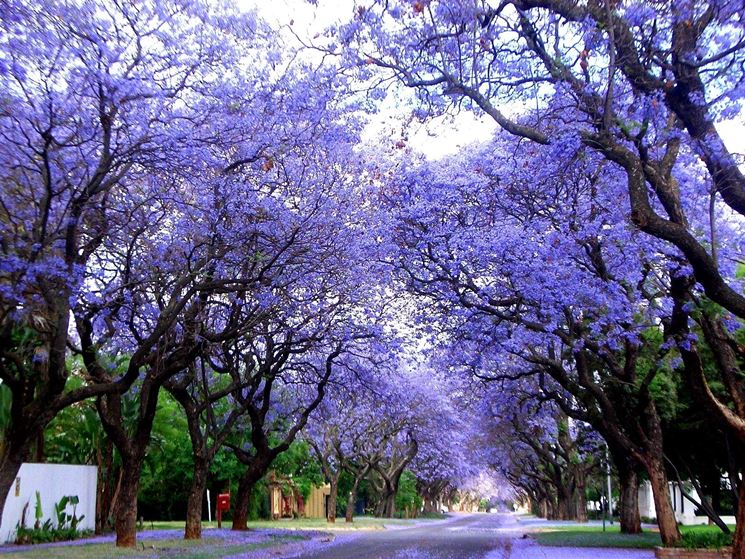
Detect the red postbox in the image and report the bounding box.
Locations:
[217,493,230,528]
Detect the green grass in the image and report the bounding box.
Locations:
[531,525,662,549]
[680,524,736,536]
[530,523,735,549]
[0,535,306,559]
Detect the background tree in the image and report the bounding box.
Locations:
[0,0,268,532]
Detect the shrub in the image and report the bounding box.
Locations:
[680,531,732,550]
[14,494,89,545]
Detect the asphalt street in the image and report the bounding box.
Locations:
[290,513,656,559]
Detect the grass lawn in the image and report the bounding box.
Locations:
[530,525,662,549]
[145,515,441,532]
[530,523,735,549]
[0,535,306,559]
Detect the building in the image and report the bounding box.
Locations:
[637,480,735,525]
[266,472,330,520]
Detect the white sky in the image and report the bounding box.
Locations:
[239,0,743,160]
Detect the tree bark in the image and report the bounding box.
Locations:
[0,451,24,530]
[345,490,356,522]
[423,497,437,514]
[327,479,338,523]
[617,465,642,534]
[732,480,745,559]
[344,487,357,522]
[184,456,208,539]
[383,490,396,518]
[557,485,572,520]
[114,458,143,547]
[646,458,681,546]
[232,467,262,530]
[538,498,548,518]
[345,476,363,523]
[573,470,588,523]
[95,439,113,535]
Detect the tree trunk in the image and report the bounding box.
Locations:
[538,498,548,518]
[423,497,437,514]
[618,465,642,534]
[327,479,338,523]
[374,498,384,517]
[382,490,396,518]
[732,480,745,559]
[0,451,24,529]
[647,458,682,546]
[557,486,572,520]
[345,477,362,523]
[96,439,116,534]
[231,472,258,530]
[574,476,588,523]
[345,491,356,522]
[114,458,143,547]
[185,457,208,539]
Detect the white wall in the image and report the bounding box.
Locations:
[1,463,97,543]
[638,480,655,520]
[637,480,708,526]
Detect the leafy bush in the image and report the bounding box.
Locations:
[14,494,89,545]
[394,471,422,517]
[680,531,732,550]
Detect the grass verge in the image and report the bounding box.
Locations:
[0,535,306,559]
[531,524,736,549]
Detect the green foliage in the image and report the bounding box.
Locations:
[47,387,196,521]
[679,530,732,550]
[33,492,42,524]
[138,391,194,520]
[336,470,355,517]
[15,494,89,544]
[45,399,106,466]
[250,481,270,521]
[53,495,84,531]
[270,441,323,501]
[0,382,11,436]
[394,471,422,515]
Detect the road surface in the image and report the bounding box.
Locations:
[288,513,655,559]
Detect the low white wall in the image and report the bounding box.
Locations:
[637,481,735,526]
[0,463,97,543]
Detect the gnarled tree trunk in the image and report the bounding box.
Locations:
[232,467,262,530]
[732,480,745,559]
[113,455,144,548]
[345,473,366,523]
[573,468,588,523]
[327,479,338,523]
[185,456,208,539]
[617,464,642,534]
[646,457,681,546]
[0,449,25,530]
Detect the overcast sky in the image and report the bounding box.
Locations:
[239,0,743,161]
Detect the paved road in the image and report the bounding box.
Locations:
[289,513,655,559]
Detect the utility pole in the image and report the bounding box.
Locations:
[605,444,613,525]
